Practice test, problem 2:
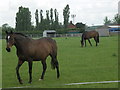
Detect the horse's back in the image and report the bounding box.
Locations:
[82,30,99,39]
[89,30,99,36]
[41,37,56,44]
[38,37,57,48]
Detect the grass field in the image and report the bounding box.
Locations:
[2,36,118,88]
[0,39,2,88]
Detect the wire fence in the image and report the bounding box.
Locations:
[27,33,82,38]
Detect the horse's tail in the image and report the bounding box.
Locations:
[50,43,58,70]
[51,55,59,70]
[50,52,60,78]
[51,60,56,69]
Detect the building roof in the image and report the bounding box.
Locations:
[67,21,76,29]
[67,24,76,29]
[108,25,120,28]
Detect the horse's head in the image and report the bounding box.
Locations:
[5,31,15,52]
[81,40,84,47]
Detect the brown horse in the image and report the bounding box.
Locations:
[5,31,60,84]
[81,30,99,47]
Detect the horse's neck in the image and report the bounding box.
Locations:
[14,36,30,50]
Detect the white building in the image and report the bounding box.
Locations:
[43,30,56,37]
[95,26,110,36]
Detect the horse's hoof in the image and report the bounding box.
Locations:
[19,80,23,84]
[57,77,60,79]
[39,79,43,81]
[57,75,60,79]
[20,82,23,84]
[19,81,23,84]
[28,81,32,84]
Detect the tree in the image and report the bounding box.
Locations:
[113,14,120,24]
[104,16,111,25]
[15,6,32,31]
[50,8,54,24]
[54,9,59,29]
[35,9,39,30]
[63,4,70,28]
[2,23,14,32]
[40,9,43,23]
[39,9,44,30]
[46,10,50,29]
[50,8,54,29]
[75,22,85,33]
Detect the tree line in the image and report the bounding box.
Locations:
[2,5,120,34]
[103,14,120,25]
[34,8,60,31]
[15,5,71,32]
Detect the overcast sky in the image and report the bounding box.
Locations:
[0,0,119,27]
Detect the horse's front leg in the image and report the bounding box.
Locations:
[28,61,33,83]
[85,40,86,47]
[39,60,47,80]
[88,39,92,46]
[16,60,24,84]
[95,41,98,46]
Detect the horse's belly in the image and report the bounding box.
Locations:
[33,59,41,61]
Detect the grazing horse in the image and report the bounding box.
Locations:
[5,31,60,84]
[81,30,99,47]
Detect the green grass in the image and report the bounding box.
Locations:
[2,36,118,88]
[0,39,2,88]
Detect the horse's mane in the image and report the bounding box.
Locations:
[14,32,28,37]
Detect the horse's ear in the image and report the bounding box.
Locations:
[5,31,8,34]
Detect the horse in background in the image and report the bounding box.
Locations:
[81,30,99,47]
[5,31,60,84]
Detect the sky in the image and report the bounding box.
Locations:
[0,0,119,28]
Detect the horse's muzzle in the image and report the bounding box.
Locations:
[6,48,11,52]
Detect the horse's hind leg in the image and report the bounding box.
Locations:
[88,39,92,46]
[39,60,47,80]
[50,54,60,78]
[85,40,86,47]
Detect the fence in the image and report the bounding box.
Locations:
[109,32,120,36]
[1,33,82,39]
[26,32,118,38]
[2,32,119,39]
[27,33,82,38]
[56,33,82,37]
